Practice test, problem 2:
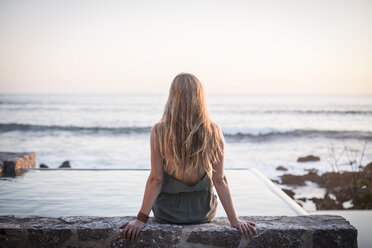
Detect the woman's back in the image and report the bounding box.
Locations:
[164,163,206,187]
[152,162,218,224]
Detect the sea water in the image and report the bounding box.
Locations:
[0,93,371,180]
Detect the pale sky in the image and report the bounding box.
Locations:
[0,0,371,94]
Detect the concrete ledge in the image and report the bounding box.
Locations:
[0,215,357,248]
[0,152,35,177]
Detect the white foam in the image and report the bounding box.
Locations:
[342,200,353,209]
[222,126,295,136]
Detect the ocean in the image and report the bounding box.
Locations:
[1,93,371,180]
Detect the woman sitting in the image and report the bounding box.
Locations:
[120,73,257,241]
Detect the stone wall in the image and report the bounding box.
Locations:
[0,152,35,177]
[0,215,357,248]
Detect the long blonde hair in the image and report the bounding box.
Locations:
[153,73,222,176]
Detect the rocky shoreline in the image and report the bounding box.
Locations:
[274,155,372,210]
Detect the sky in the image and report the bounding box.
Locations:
[0,0,371,94]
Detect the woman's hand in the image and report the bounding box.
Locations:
[230,218,258,240]
[119,219,146,242]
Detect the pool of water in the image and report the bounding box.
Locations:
[0,168,307,217]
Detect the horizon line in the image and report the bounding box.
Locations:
[1,92,371,96]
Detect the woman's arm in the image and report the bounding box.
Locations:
[119,126,164,242]
[138,126,164,215]
[212,127,258,240]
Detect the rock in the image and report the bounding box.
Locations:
[271,179,280,184]
[280,162,372,210]
[295,201,303,207]
[282,189,295,199]
[281,174,306,186]
[0,215,358,248]
[310,196,343,210]
[320,172,356,188]
[276,166,288,171]
[59,161,71,168]
[281,171,322,186]
[297,155,320,162]
[39,164,48,168]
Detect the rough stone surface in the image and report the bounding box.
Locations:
[0,215,357,248]
[0,152,35,176]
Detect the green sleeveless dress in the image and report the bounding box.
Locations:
[152,165,218,224]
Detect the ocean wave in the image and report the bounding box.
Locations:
[222,127,295,136]
[272,110,372,115]
[0,123,151,134]
[1,123,371,140]
[221,109,372,115]
[223,128,372,141]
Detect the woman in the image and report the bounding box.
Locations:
[119,73,257,242]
